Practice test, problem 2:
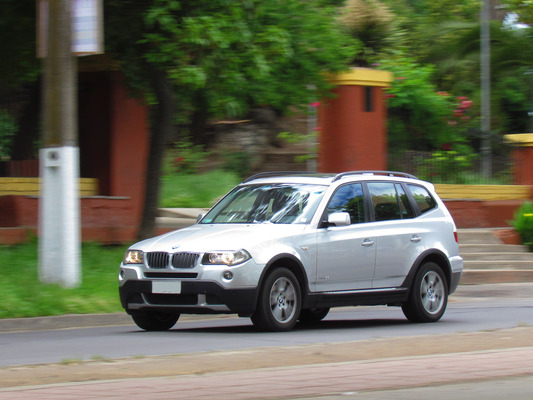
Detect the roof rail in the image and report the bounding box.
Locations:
[332,171,418,182]
[243,171,311,183]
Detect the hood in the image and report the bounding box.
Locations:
[131,223,308,253]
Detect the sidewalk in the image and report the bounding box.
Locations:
[0,346,532,399]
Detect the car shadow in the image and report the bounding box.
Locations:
[123,317,411,334]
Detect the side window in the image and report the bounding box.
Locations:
[407,184,437,214]
[368,182,402,222]
[327,183,366,224]
[396,183,415,219]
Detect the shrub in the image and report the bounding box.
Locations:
[511,201,533,251]
[168,137,209,174]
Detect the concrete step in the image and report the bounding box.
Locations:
[464,260,533,269]
[462,252,533,262]
[457,229,504,245]
[461,269,533,284]
[460,244,528,253]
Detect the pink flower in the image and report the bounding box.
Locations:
[309,102,321,107]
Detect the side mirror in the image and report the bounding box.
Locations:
[326,212,351,227]
[196,213,206,223]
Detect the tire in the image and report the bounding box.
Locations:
[251,267,301,332]
[131,311,180,331]
[402,262,448,323]
[299,307,330,323]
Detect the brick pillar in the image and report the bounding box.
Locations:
[505,134,533,185]
[318,68,392,173]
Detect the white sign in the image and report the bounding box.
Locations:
[37,0,104,57]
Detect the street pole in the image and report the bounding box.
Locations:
[480,0,492,179]
[39,0,81,288]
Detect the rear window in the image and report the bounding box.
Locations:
[407,184,437,214]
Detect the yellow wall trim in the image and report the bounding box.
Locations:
[435,184,530,201]
[329,68,393,87]
[505,133,533,147]
[0,178,99,196]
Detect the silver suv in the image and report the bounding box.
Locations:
[119,171,463,332]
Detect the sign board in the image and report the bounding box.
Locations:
[37,0,104,57]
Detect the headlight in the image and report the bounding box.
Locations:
[123,250,144,264]
[202,250,251,266]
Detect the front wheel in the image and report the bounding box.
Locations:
[131,311,180,331]
[402,262,448,323]
[251,267,301,332]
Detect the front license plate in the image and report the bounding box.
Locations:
[152,281,181,294]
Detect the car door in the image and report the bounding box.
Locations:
[315,183,376,291]
[369,182,426,288]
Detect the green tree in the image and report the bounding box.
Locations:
[0,0,41,160]
[104,0,359,238]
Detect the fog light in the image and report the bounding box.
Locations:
[223,271,233,280]
[120,269,125,279]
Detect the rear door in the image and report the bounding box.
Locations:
[369,181,427,288]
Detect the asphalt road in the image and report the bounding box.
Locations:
[1,296,532,368]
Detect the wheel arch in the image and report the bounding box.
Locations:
[402,249,452,293]
[256,253,309,306]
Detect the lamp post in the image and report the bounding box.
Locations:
[39,0,80,288]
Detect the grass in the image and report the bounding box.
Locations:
[0,240,126,319]
[159,170,240,208]
[0,170,240,319]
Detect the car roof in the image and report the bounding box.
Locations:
[242,171,422,186]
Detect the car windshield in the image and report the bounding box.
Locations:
[200,183,327,224]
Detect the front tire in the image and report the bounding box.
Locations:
[131,311,180,331]
[402,262,448,323]
[251,267,301,332]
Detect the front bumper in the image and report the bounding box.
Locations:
[119,280,258,317]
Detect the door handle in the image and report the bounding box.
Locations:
[361,239,374,247]
[410,235,422,243]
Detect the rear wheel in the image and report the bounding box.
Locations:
[131,311,180,331]
[251,267,301,332]
[299,307,330,323]
[402,262,448,323]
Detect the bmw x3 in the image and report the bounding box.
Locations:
[119,171,463,332]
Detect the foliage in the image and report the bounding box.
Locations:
[222,150,253,179]
[378,54,477,151]
[416,149,477,184]
[512,201,533,251]
[0,241,125,319]
[0,110,17,158]
[105,0,359,119]
[0,1,40,87]
[168,137,209,174]
[160,169,240,208]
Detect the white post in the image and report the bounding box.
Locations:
[39,147,81,287]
